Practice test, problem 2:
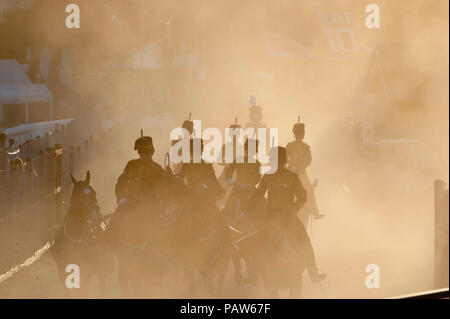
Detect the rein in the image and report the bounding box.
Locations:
[63,217,89,244]
[183,245,225,273]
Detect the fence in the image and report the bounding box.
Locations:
[0,120,122,275]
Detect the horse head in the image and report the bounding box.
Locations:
[69,170,99,220]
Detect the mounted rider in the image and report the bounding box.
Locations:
[177,138,225,204]
[216,118,245,194]
[170,114,194,174]
[244,94,270,154]
[223,138,262,224]
[251,146,326,284]
[115,132,167,205]
[175,138,229,235]
[244,94,267,132]
[107,131,167,250]
[286,120,323,224]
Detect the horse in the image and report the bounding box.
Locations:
[261,218,307,298]
[235,213,307,298]
[51,170,114,298]
[223,183,266,285]
[106,192,177,298]
[105,159,182,298]
[165,159,241,296]
[174,204,241,296]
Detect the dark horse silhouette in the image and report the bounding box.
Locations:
[165,158,241,296]
[235,214,307,298]
[106,158,179,298]
[51,171,113,298]
[106,193,176,297]
[223,184,267,285]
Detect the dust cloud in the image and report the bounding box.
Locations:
[0,0,448,298]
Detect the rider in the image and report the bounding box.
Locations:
[216,118,245,192]
[223,138,262,285]
[115,132,167,207]
[177,138,225,203]
[223,138,262,223]
[244,94,266,132]
[286,121,323,224]
[171,115,194,174]
[244,94,270,153]
[251,146,326,284]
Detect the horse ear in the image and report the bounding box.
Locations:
[70,174,77,185]
[85,170,91,184]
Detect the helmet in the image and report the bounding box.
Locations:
[134,136,154,151]
[270,146,287,167]
[292,123,305,135]
[182,120,194,135]
[229,117,241,132]
[182,112,194,135]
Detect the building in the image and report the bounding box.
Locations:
[0,59,53,126]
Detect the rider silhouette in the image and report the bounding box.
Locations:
[176,138,232,248]
[177,138,225,202]
[171,115,194,174]
[216,119,245,194]
[251,146,326,284]
[244,95,270,153]
[223,138,261,222]
[286,122,323,224]
[217,119,244,164]
[244,94,266,132]
[115,133,166,205]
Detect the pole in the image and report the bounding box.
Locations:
[434,179,449,289]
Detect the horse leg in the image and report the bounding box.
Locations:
[77,270,91,298]
[214,257,229,296]
[231,248,242,287]
[290,276,303,299]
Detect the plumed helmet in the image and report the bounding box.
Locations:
[182,112,194,135]
[182,120,194,135]
[292,123,305,135]
[270,146,287,166]
[249,94,257,107]
[248,94,262,122]
[229,117,241,130]
[134,134,154,151]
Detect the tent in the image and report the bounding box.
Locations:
[0,59,53,124]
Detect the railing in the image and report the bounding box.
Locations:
[0,120,122,275]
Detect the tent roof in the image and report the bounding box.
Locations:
[0,59,52,104]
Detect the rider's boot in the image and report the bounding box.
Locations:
[294,219,326,284]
